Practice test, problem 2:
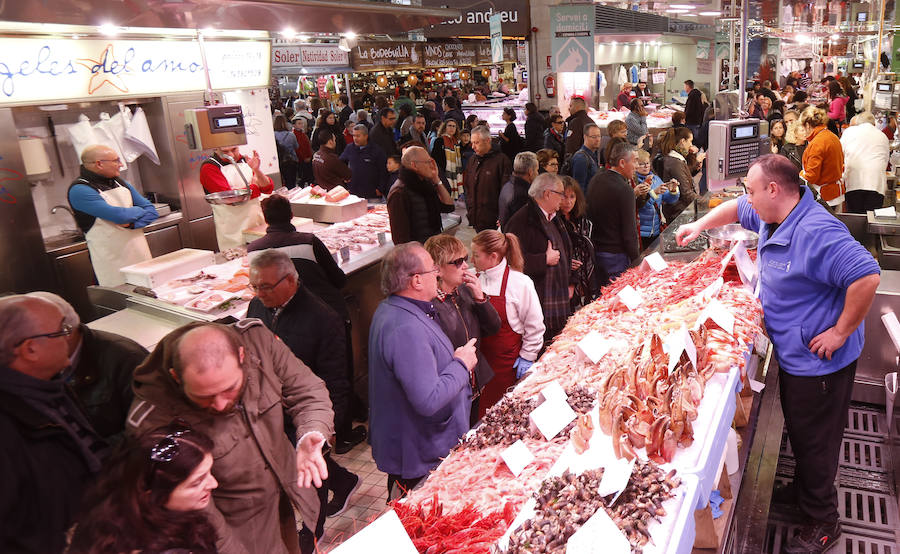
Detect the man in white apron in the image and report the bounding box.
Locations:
[199,146,273,251]
[68,145,158,287]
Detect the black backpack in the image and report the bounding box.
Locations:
[651,152,665,177]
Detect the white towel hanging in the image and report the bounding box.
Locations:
[123,107,160,165]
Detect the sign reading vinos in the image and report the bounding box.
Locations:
[423,41,478,68]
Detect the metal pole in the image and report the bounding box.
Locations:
[730,21,736,91]
[876,0,887,75]
[344,73,353,110]
[738,0,749,111]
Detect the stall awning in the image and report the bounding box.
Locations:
[0,0,460,35]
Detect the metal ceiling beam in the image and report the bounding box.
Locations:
[0,0,460,35]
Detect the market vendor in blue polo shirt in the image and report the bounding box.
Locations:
[676,154,880,554]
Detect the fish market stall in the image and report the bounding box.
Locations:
[336,223,773,553]
[87,205,461,395]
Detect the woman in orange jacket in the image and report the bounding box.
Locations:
[799,106,844,208]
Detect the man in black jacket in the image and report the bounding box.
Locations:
[498,151,539,229]
[586,142,641,284]
[247,250,363,521]
[336,95,353,128]
[564,96,595,155]
[247,195,368,424]
[387,146,455,244]
[0,295,106,553]
[683,80,706,132]
[26,291,147,443]
[505,173,573,341]
[464,125,513,231]
[370,108,399,158]
[442,96,466,127]
[524,102,546,153]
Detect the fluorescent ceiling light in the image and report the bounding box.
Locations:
[98,23,119,36]
[699,11,720,16]
[682,13,697,16]
[666,8,690,13]
[669,4,696,9]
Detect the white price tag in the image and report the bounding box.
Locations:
[597,457,635,498]
[666,324,697,373]
[566,505,631,554]
[529,396,577,441]
[699,276,724,300]
[695,299,735,335]
[733,242,758,290]
[749,379,765,393]
[500,440,535,477]
[617,285,644,311]
[577,331,612,364]
[330,509,418,554]
[641,251,668,272]
[539,381,568,405]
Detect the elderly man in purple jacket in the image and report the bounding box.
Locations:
[368,242,478,500]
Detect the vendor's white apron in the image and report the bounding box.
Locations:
[210,161,264,251]
[83,183,152,286]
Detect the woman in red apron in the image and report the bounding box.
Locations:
[472,230,547,419]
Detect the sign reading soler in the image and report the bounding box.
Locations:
[551,5,594,73]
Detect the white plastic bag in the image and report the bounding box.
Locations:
[67,114,99,161]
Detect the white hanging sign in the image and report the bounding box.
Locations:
[0,37,270,105]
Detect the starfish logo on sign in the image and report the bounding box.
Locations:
[77,44,132,94]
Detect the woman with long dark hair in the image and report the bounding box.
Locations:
[558,176,595,308]
[311,111,345,155]
[769,119,787,154]
[625,98,649,147]
[658,126,700,221]
[431,119,463,200]
[499,107,523,160]
[69,422,218,554]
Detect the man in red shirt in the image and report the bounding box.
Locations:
[199,145,274,251]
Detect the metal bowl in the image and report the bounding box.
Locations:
[204,189,251,206]
[705,224,758,250]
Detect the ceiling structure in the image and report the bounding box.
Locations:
[0,0,459,36]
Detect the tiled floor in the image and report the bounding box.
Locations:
[315,440,389,552]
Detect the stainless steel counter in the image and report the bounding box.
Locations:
[44,211,184,256]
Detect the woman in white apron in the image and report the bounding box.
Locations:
[68,145,158,287]
[199,147,273,251]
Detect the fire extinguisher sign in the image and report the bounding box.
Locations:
[551,5,594,73]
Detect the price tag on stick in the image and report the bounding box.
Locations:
[330,509,419,554]
[500,440,535,477]
[529,396,577,440]
[617,285,644,311]
[641,251,668,272]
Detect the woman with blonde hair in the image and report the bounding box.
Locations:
[781,118,807,169]
[799,105,844,207]
[616,82,634,110]
[472,230,545,417]
[430,119,463,199]
[424,235,501,424]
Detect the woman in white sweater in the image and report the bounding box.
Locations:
[472,230,545,418]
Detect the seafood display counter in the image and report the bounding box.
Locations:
[86,209,461,396]
[340,220,773,553]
